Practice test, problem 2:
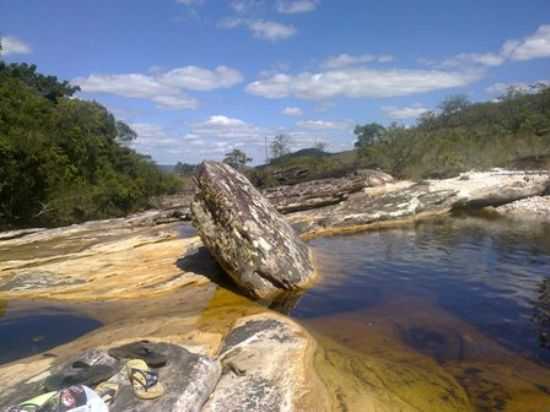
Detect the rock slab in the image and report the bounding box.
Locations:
[202,313,328,412]
[191,161,316,299]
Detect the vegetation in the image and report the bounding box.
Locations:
[356,88,550,179]
[270,134,293,159]
[0,60,181,229]
[223,149,252,170]
[174,162,197,176]
[250,86,550,187]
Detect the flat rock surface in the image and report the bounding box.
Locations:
[494,195,550,220]
[192,161,316,299]
[0,344,221,412]
[0,214,206,301]
[263,170,392,214]
[289,169,550,238]
[108,343,221,412]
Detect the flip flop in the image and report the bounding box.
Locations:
[108,341,167,367]
[127,359,165,400]
[44,363,115,392]
[7,385,108,412]
[94,382,119,406]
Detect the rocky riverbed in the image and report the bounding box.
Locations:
[1,165,549,411]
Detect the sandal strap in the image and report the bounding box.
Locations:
[129,368,159,391]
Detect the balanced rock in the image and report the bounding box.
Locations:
[191,161,316,299]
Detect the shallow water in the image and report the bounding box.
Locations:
[295,214,550,410]
[0,301,102,364]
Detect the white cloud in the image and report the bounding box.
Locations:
[323,53,394,69]
[73,65,243,110]
[382,105,430,120]
[203,115,246,127]
[282,107,303,116]
[0,35,31,56]
[297,120,348,129]
[220,18,296,41]
[426,25,550,70]
[502,25,550,61]
[276,0,319,14]
[230,0,263,13]
[152,95,199,110]
[131,123,180,152]
[176,0,204,5]
[158,66,243,91]
[192,115,265,144]
[486,80,550,96]
[441,52,505,68]
[246,68,480,100]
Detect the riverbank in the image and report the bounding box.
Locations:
[1,168,549,411]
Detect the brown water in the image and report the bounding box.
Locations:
[293,214,550,411]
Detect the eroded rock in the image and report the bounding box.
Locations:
[494,195,550,221]
[202,312,328,412]
[262,170,394,214]
[290,169,550,237]
[191,161,316,299]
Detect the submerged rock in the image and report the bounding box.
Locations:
[0,271,85,292]
[191,161,316,299]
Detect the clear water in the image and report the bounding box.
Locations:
[290,214,550,410]
[0,303,102,364]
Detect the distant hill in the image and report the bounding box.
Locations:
[157,164,176,173]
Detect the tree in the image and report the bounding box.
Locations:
[354,123,385,148]
[223,149,252,170]
[438,95,471,116]
[0,63,180,228]
[174,162,196,175]
[0,62,80,102]
[116,121,137,144]
[270,134,293,159]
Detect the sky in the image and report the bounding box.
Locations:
[1,0,550,165]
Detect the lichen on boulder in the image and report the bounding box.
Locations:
[191,161,316,299]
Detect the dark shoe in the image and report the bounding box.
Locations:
[108,341,167,368]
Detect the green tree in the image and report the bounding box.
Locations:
[438,95,471,116]
[270,134,293,160]
[0,62,80,102]
[223,149,252,170]
[0,63,180,228]
[354,123,385,148]
[174,162,196,175]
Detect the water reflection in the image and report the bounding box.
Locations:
[534,278,550,350]
[301,215,550,365]
[0,303,101,364]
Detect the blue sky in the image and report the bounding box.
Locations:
[2,0,550,165]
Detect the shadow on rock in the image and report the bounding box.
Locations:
[176,247,304,315]
[176,247,248,298]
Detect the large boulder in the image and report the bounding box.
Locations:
[191,161,316,299]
